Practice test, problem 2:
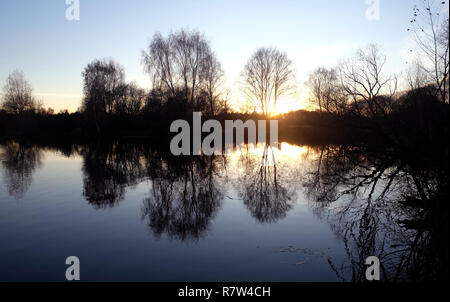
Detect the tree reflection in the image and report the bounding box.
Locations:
[4,137,446,275]
[0,141,42,199]
[78,141,226,241]
[80,142,146,209]
[141,154,224,241]
[304,144,449,281]
[235,144,296,223]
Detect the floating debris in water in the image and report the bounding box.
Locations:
[279,245,314,255]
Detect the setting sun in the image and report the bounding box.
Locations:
[272,97,306,115]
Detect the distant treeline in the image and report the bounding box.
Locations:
[0,107,343,141]
[0,83,448,149]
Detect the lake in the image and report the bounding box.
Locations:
[0,140,447,281]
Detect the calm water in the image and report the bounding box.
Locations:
[0,140,447,281]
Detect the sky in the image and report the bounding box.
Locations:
[0,0,431,113]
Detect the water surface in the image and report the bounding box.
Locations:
[0,141,446,281]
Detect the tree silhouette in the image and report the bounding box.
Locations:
[409,0,449,103]
[241,47,296,117]
[305,67,347,114]
[142,29,226,115]
[338,44,398,118]
[1,70,40,114]
[81,59,126,135]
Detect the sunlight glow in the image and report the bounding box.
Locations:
[272,98,305,116]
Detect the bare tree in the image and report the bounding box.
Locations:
[241,47,296,117]
[199,52,226,115]
[81,59,125,134]
[113,82,146,115]
[306,66,347,114]
[125,82,146,115]
[1,70,38,114]
[142,32,176,95]
[142,29,222,113]
[406,60,432,90]
[338,44,398,117]
[409,0,449,103]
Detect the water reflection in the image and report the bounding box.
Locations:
[303,144,449,281]
[81,142,146,209]
[0,141,42,199]
[142,155,224,241]
[235,144,296,223]
[0,140,447,281]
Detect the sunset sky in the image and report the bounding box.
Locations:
[0,0,435,113]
